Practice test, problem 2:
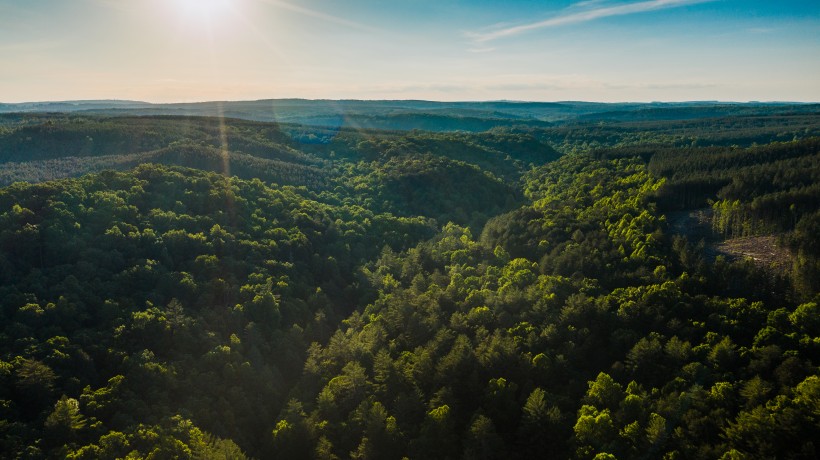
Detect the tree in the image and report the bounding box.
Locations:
[463,415,504,460]
[44,395,86,450]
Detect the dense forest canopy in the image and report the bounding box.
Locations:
[0,105,818,458]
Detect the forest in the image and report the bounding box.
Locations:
[0,104,818,458]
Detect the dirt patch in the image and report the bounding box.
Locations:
[714,236,792,272]
[665,208,793,274]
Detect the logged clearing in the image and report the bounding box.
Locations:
[715,235,793,272]
[666,209,793,273]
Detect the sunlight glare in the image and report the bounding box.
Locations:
[173,0,234,25]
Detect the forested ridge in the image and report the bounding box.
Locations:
[0,110,818,458]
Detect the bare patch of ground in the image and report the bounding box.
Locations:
[665,208,793,274]
[715,236,792,272]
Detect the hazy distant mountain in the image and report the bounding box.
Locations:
[2,99,817,132]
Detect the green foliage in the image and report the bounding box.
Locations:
[270,152,818,459]
[0,110,818,458]
[0,164,434,458]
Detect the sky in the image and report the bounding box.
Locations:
[1,0,819,103]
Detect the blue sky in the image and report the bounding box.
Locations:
[1,0,818,102]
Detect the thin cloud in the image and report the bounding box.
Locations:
[572,0,608,9]
[468,0,716,43]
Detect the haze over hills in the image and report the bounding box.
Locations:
[2,99,817,131]
[3,102,818,189]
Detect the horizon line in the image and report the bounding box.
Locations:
[2,98,818,106]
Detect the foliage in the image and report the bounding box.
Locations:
[0,110,818,458]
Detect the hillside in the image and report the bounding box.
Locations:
[0,109,818,458]
[0,114,561,230]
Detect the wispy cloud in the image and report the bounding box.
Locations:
[468,0,716,43]
[572,0,608,9]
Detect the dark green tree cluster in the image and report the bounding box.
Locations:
[545,112,820,152]
[0,164,434,458]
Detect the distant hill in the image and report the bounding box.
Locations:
[0,113,559,228]
[2,99,817,132]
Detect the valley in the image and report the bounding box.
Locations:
[0,102,818,459]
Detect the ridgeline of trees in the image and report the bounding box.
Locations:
[0,110,818,458]
[273,154,819,459]
[0,164,436,458]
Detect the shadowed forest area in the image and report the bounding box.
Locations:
[0,104,818,458]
